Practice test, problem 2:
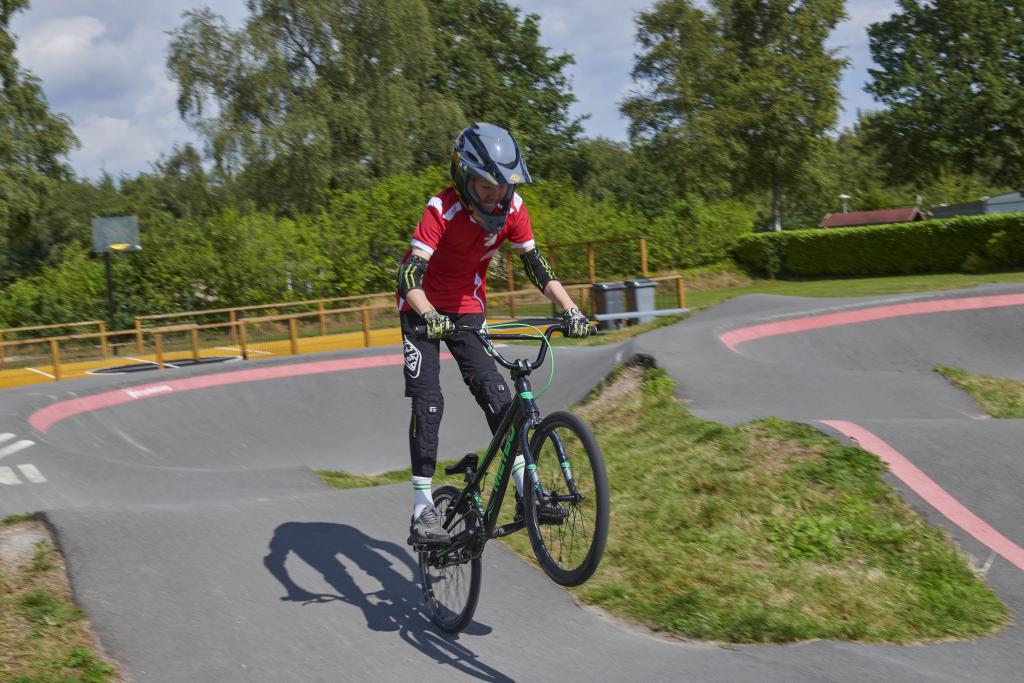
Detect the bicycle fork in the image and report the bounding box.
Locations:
[512,374,583,507]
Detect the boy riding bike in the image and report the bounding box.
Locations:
[397,123,591,547]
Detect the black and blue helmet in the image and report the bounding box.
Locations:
[450,123,532,234]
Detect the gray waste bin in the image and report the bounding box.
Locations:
[624,277,656,324]
[591,281,626,330]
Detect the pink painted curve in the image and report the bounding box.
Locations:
[720,293,1024,351]
[820,420,1024,573]
[29,352,454,435]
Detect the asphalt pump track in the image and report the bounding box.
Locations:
[2,283,1023,682]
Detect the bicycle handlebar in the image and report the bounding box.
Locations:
[410,323,564,372]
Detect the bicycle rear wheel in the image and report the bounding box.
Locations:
[524,411,609,586]
[418,485,481,633]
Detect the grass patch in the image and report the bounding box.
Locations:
[578,312,689,345]
[316,458,458,490]
[319,363,1009,643]
[3,513,34,526]
[1,519,123,682]
[935,366,1024,418]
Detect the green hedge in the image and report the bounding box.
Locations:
[731,213,1024,278]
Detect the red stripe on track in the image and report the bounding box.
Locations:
[820,420,1024,573]
[29,352,454,434]
[720,293,1024,351]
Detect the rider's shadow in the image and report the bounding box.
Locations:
[264,522,509,683]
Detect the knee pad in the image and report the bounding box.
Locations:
[410,391,444,477]
[471,374,512,433]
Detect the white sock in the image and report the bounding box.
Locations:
[511,455,526,496]
[412,476,433,518]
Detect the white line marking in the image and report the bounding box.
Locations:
[0,440,34,460]
[26,367,56,379]
[125,357,157,365]
[0,433,14,444]
[16,464,47,484]
[0,466,21,485]
[216,347,272,355]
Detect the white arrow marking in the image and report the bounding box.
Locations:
[16,464,47,484]
[0,466,21,485]
[0,433,15,444]
[0,440,34,460]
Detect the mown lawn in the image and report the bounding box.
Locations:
[683,269,1024,311]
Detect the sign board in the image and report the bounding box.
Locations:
[91,216,142,253]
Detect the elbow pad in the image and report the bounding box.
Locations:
[397,254,429,297]
[520,248,557,293]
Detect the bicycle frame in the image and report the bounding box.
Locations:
[435,369,536,559]
[431,324,577,561]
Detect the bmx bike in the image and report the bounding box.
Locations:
[411,323,610,633]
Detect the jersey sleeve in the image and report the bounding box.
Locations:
[505,194,535,250]
[410,197,446,255]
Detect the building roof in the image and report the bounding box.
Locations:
[819,207,925,228]
[931,200,984,219]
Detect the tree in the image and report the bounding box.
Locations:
[865,0,1024,186]
[119,144,226,219]
[0,0,78,283]
[623,0,848,230]
[425,0,583,176]
[168,1,464,212]
[167,0,582,212]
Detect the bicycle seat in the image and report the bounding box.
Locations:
[444,453,479,476]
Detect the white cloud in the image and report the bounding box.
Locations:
[11,1,247,180]
[19,16,153,115]
[516,0,645,141]
[830,2,899,128]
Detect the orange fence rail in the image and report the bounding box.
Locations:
[2,236,681,390]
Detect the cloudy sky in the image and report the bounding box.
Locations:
[12,0,897,180]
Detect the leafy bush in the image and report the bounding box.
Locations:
[0,166,755,329]
[731,213,1024,278]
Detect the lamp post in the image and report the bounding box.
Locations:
[838,193,851,213]
[91,216,142,331]
[103,244,134,328]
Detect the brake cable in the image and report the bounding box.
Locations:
[484,321,556,399]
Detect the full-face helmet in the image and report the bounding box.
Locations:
[450,123,532,234]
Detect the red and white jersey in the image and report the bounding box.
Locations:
[398,186,535,314]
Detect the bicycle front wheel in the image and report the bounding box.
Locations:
[418,485,481,633]
[524,411,609,586]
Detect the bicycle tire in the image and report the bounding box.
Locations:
[524,411,609,586]
[418,485,482,633]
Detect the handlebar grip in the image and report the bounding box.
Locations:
[409,323,474,336]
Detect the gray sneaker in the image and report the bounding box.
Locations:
[408,506,451,546]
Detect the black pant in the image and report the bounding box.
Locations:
[401,311,512,478]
